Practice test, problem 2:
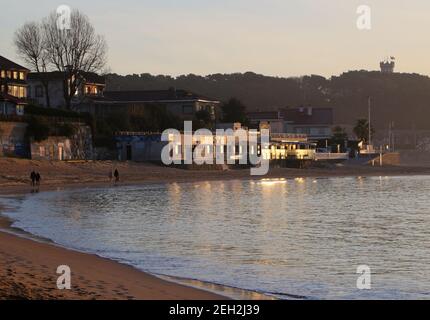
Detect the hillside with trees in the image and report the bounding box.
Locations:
[106,71,430,131]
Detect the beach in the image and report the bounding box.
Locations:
[2,158,430,300]
[0,216,225,300]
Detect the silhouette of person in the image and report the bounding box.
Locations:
[114,169,119,183]
[30,171,36,186]
[35,172,41,186]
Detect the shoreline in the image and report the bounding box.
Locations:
[2,160,430,300]
[0,212,230,300]
[0,202,276,300]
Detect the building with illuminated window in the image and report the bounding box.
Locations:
[0,55,28,116]
[27,71,105,109]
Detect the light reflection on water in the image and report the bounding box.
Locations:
[2,176,430,299]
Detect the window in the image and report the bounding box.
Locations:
[19,72,25,80]
[13,71,18,79]
[6,71,11,78]
[0,70,5,78]
[16,105,25,116]
[18,86,26,98]
[35,85,43,97]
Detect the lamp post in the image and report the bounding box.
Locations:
[368,96,372,148]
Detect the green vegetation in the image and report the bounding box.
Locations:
[353,119,375,143]
[25,104,90,121]
[25,116,77,142]
[221,98,249,125]
[93,104,182,148]
[331,126,348,142]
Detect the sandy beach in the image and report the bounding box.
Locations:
[2,158,430,300]
[0,217,225,300]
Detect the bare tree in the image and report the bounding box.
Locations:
[14,9,107,110]
[14,22,51,107]
[42,9,107,109]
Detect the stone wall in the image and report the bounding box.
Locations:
[30,123,93,161]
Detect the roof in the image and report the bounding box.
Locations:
[28,71,65,81]
[247,111,283,121]
[283,107,333,125]
[28,71,105,84]
[0,55,29,71]
[102,89,219,103]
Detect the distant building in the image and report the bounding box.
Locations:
[380,57,395,73]
[216,122,244,131]
[283,107,333,141]
[247,111,285,133]
[247,107,334,141]
[0,55,29,116]
[27,71,105,109]
[115,129,315,165]
[79,89,220,121]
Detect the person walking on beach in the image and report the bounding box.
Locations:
[35,172,41,186]
[114,169,119,184]
[30,170,36,187]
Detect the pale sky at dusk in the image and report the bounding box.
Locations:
[1,0,429,77]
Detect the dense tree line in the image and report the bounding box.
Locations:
[106,70,430,131]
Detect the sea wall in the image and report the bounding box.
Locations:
[0,121,28,158]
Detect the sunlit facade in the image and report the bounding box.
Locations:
[0,55,28,116]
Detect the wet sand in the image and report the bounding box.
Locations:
[2,158,430,300]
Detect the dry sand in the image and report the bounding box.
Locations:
[1,158,430,300]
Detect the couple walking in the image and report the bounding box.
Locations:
[30,170,41,187]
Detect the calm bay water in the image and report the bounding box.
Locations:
[2,176,430,299]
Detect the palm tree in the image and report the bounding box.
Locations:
[353,119,374,143]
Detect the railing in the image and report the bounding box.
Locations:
[315,152,349,161]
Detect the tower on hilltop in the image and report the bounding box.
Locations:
[380,57,395,73]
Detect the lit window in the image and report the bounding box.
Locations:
[39,146,45,157]
[16,105,25,116]
[19,86,25,98]
[13,71,18,79]
[0,70,5,78]
[19,72,25,80]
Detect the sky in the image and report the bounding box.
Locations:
[1,0,429,78]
